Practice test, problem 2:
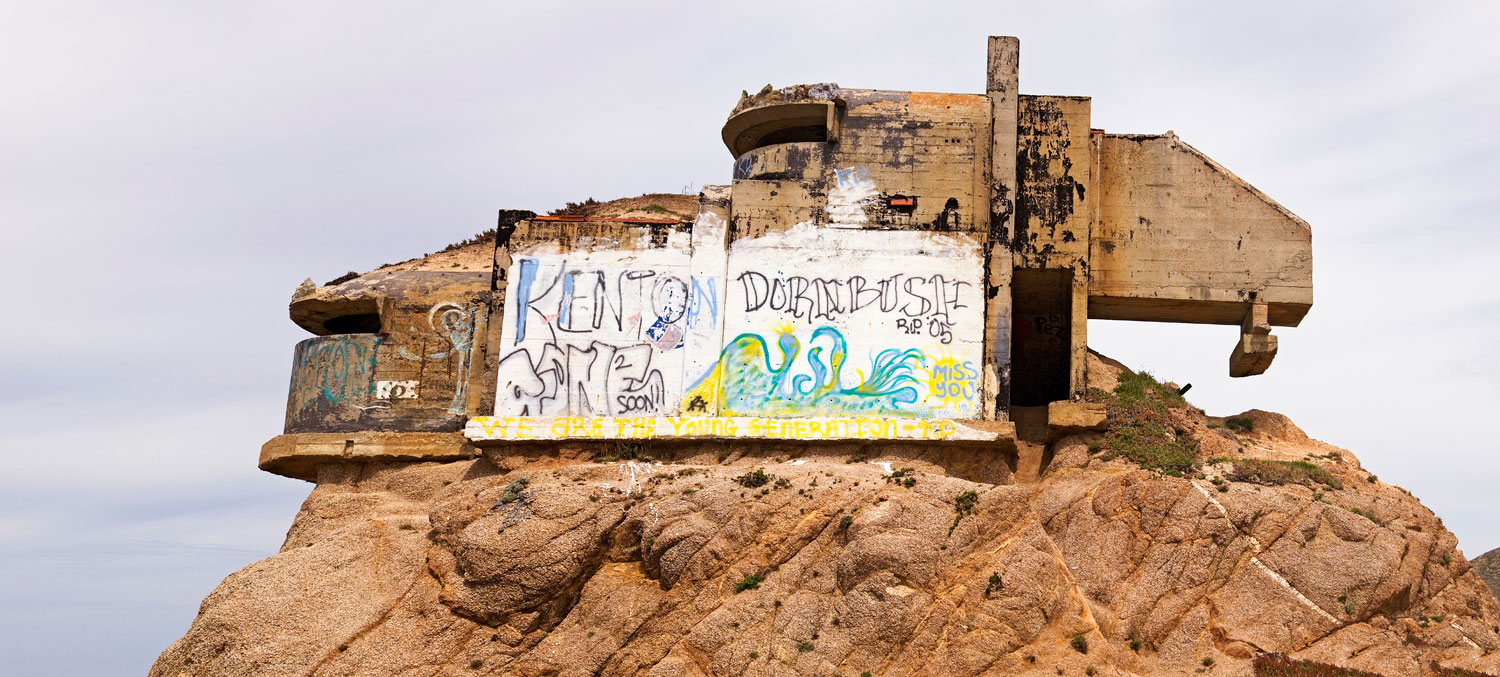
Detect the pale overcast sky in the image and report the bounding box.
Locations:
[3,2,1498,674]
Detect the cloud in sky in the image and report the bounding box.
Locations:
[2,1,1498,673]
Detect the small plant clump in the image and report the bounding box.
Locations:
[986,572,1003,596]
[886,467,917,488]
[1095,371,1200,475]
[1210,458,1342,490]
[950,490,979,533]
[797,641,815,653]
[735,469,772,488]
[1250,654,1385,676]
[599,441,641,463]
[1070,633,1089,654]
[499,477,530,504]
[1203,656,1216,667]
[735,572,766,592]
[548,197,601,216]
[1224,417,1255,433]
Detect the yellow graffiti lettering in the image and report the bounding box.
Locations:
[632,417,654,437]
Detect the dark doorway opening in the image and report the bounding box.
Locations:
[1010,267,1072,408]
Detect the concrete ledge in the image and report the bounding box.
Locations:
[1047,401,1108,441]
[260,431,477,481]
[465,415,1015,450]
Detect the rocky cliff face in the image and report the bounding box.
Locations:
[152,359,1500,676]
[1473,549,1500,604]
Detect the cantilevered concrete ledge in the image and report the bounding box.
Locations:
[722,100,837,157]
[260,432,478,481]
[465,415,1016,451]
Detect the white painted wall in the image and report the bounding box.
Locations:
[494,222,986,420]
[700,223,985,418]
[493,231,706,417]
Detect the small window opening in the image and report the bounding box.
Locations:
[323,313,381,334]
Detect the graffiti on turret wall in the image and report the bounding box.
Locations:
[494,222,986,420]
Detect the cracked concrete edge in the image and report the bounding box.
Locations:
[260,432,480,482]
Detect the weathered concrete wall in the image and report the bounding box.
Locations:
[285,271,488,433]
[722,87,1001,418]
[1090,133,1313,327]
[724,89,991,240]
[1013,95,1094,402]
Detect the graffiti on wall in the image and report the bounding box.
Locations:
[466,414,1000,443]
[494,251,717,417]
[376,380,419,399]
[288,334,380,416]
[734,270,970,343]
[683,325,979,418]
[490,221,985,422]
[827,166,878,227]
[398,302,477,414]
[711,224,986,418]
[496,341,667,416]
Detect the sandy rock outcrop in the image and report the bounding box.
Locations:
[153,365,1500,676]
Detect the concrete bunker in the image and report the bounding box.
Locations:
[259,36,1313,481]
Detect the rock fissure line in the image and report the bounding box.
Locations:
[1192,481,1340,624]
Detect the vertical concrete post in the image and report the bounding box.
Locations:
[1229,300,1278,377]
[984,36,1020,420]
[476,210,535,416]
[683,186,732,416]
